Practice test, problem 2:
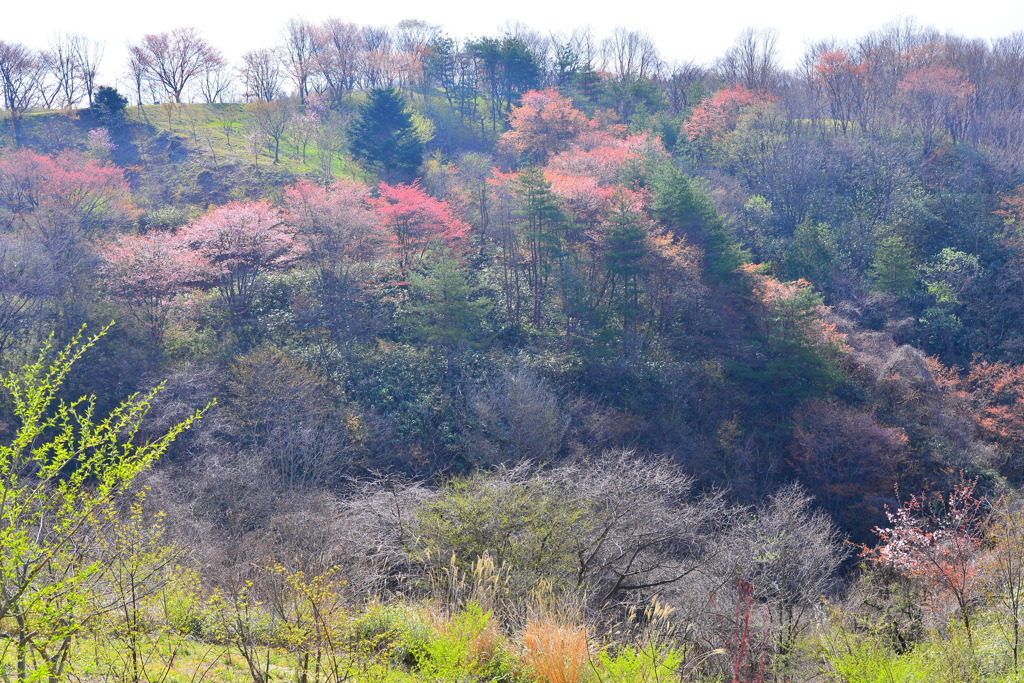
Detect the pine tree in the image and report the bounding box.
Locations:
[408,249,491,380]
[869,233,917,297]
[348,88,423,182]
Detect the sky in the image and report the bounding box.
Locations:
[3,0,1023,90]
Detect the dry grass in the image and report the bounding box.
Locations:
[521,619,591,683]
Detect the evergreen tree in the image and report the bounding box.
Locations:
[348,88,423,182]
[408,248,491,380]
[85,86,129,128]
[603,192,649,357]
[869,234,918,297]
[515,168,566,328]
[653,166,749,283]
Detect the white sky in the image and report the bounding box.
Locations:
[4,0,1023,90]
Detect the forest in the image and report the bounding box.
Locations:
[3,16,1024,682]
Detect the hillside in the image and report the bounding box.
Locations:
[3,19,1024,682]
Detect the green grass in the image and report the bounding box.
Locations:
[127,102,364,182]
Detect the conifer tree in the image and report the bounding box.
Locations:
[348,88,423,182]
[869,233,917,297]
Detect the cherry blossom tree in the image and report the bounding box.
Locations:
[860,479,993,645]
[98,231,208,345]
[177,201,301,327]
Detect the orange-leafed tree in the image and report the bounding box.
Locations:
[684,85,776,152]
[957,360,1024,471]
[499,88,591,163]
[811,49,869,133]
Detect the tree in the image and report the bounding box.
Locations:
[129,27,224,103]
[371,181,469,277]
[869,233,918,297]
[407,248,491,380]
[898,64,975,154]
[0,149,138,325]
[348,87,423,182]
[860,478,992,647]
[284,178,386,288]
[684,85,776,153]
[466,36,542,132]
[0,327,203,681]
[284,178,386,339]
[0,41,42,145]
[249,98,293,164]
[514,167,566,327]
[98,231,209,346]
[723,485,848,660]
[177,201,301,328]
[811,49,868,134]
[240,48,282,103]
[283,18,318,104]
[717,28,781,92]
[601,189,652,357]
[85,86,128,128]
[499,88,590,163]
[989,497,1024,671]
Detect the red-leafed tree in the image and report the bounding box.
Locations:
[811,50,869,134]
[99,231,209,345]
[177,201,301,326]
[684,85,776,149]
[897,64,975,153]
[499,88,591,163]
[371,181,469,277]
[860,479,993,645]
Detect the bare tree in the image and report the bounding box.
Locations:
[0,41,42,143]
[249,97,293,163]
[361,25,394,89]
[126,44,148,108]
[129,27,224,103]
[601,27,660,82]
[240,48,283,102]
[717,27,781,92]
[198,63,234,104]
[468,366,568,465]
[283,18,318,103]
[717,485,847,657]
[45,34,86,109]
[318,19,363,101]
[75,35,103,106]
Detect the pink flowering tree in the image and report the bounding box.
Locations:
[371,181,469,277]
[860,479,993,646]
[177,201,302,327]
[283,178,386,287]
[99,231,209,345]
